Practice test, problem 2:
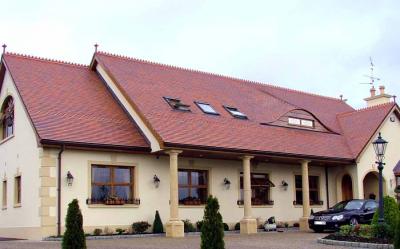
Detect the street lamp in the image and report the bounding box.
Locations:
[372,132,388,224]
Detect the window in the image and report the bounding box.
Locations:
[1,97,14,140]
[90,165,135,205]
[239,173,274,205]
[288,117,314,128]
[294,175,321,205]
[195,102,219,115]
[224,106,247,119]
[164,97,191,111]
[2,180,6,208]
[364,201,377,210]
[14,176,21,206]
[178,169,208,205]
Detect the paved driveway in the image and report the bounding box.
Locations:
[0,231,346,249]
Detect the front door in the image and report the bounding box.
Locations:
[342,174,353,201]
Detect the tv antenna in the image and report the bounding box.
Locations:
[360,57,380,86]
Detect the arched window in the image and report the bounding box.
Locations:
[1,97,14,140]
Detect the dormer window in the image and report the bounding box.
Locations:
[1,97,14,140]
[224,106,247,119]
[288,117,314,128]
[195,102,219,115]
[164,97,191,112]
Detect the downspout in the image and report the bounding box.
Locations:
[325,166,330,208]
[57,144,65,237]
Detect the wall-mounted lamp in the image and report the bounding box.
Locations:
[280,180,288,191]
[66,171,74,186]
[153,175,160,188]
[223,178,231,189]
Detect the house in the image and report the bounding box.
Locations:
[0,51,399,240]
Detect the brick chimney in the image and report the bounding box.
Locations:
[364,85,392,107]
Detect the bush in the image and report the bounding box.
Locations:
[93,228,102,236]
[62,199,86,249]
[153,210,164,234]
[293,222,299,228]
[372,223,391,239]
[223,223,229,231]
[234,222,240,231]
[201,196,225,249]
[182,219,196,233]
[132,221,151,234]
[372,196,399,239]
[339,225,353,236]
[196,221,204,231]
[394,216,400,249]
[116,228,125,235]
[358,225,373,239]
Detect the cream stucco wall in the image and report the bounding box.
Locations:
[0,69,42,239]
[58,149,328,235]
[356,110,400,199]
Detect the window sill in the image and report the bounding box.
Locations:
[0,135,14,145]
[179,205,206,208]
[238,205,273,208]
[88,204,139,208]
[293,204,324,208]
[13,203,21,208]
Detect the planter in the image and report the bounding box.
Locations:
[264,223,277,231]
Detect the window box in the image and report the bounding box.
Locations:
[86,198,140,205]
[293,200,323,206]
[237,199,274,206]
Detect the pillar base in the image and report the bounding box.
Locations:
[299,217,310,232]
[240,218,257,234]
[166,220,184,238]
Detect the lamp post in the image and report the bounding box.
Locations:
[372,132,388,224]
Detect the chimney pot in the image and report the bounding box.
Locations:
[370,86,376,97]
[379,85,385,95]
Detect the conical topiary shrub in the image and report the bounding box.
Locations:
[153,210,164,233]
[395,216,400,249]
[372,196,399,239]
[62,199,86,249]
[201,195,225,249]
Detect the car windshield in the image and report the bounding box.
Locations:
[331,200,364,211]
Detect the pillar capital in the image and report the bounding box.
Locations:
[165,150,183,156]
[240,155,254,161]
[300,159,311,164]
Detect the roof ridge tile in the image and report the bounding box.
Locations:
[4,52,89,68]
[96,51,344,102]
[337,102,395,117]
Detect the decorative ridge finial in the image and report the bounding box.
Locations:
[94,43,99,53]
[2,44,6,54]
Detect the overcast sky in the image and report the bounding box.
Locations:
[1,0,399,108]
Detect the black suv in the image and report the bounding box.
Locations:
[308,199,377,232]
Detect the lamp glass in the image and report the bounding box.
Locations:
[372,133,388,162]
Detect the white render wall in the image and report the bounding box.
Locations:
[59,149,328,232]
[0,70,42,236]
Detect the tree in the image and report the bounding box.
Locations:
[153,210,164,233]
[394,216,400,249]
[201,196,225,249]
[371,196,399,239]
[62,199,86,249]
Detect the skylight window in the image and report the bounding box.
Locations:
[195,102,219,115]
[288,117,314,128]
[164,97,191,111]
[224,106,247,119]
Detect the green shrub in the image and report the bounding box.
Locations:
[339,225,353,236]
[372,196,399,239]
[115,228,125,235]
[201,196,225,249]
[394,215,400,249]
[93,228,102,236]
[153,210,164,234]
[132,221,151,234]
[182,219,196,233]
[196,221,204,231]
[62,199,86,249]
[223,223,229,231]
[234,222,240,231]
[372,223,391,239]
[358,225,373,239]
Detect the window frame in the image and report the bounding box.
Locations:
[288,117,315,129]
[178,168,209,206]
[294,174,322,206]
[163,97,191,112]
[239,172,274,206]
[89,165,136,205]
[223,106,248,119]
[1,97,15,141]
[2,179,6,209]
[194,101,219,115]
[14,175,21,207]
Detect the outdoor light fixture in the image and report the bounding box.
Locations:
[372,132,388,224]
[153,175,160,188]
[281,180,288,191]
[223,178,231,189]
[66,171,74,186]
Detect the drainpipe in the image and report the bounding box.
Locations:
[57,144,65,237]
[325,166,330,208]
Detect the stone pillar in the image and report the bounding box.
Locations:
[240,155,257,234]
[299,160,311,231]
[165,150,184,238]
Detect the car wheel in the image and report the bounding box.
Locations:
[350,217,358,226]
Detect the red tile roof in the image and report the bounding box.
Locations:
[2,53,149,150]
[94,52,395,160]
